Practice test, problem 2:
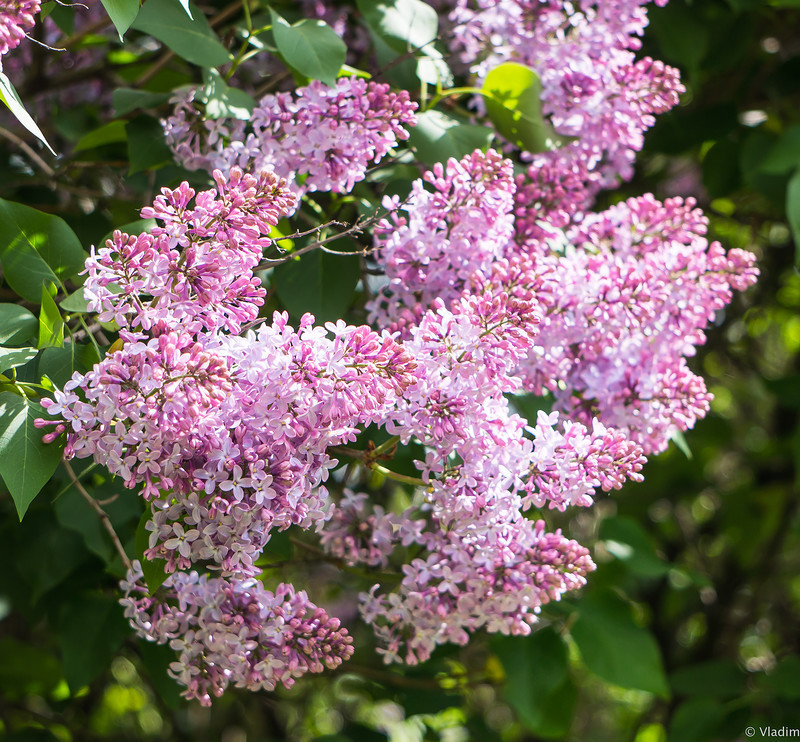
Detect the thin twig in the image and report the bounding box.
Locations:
[0,126,55,175]
[64,460,133,573]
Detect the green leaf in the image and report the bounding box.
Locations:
[38,285,64,349]
[200,69,256,120]
[483,62,565,153]
[0,71,55,155]
[666,698,724,742]
[73,120,128,153]
[758,124,800,175]
[112,88,172,116]
[270,10,346,87]
[0,305,38,346]
[0,199,86,302]
[59,288,89,314]
[786,167,800,266]
[100,0,140,40]
[0,347,38,375]
[759,655,800,699]
[570,589,670,697]
[0,637,62,698]
[669,660,747,697]
[0,392,65,519]
[58,593,129,692]
[126,115,173,174]
[357,0,438,54]
[178,0,193,18]
[132,0,231,67]
[274,249,361,324]
[599,516,669,577]
[408,110,494,164]
[493,627,575,737]
[135,508,169,593]
[39,343,101,389]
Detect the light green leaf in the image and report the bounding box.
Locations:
[178,0,193,19]
[100,0,140,40]
[270,10,346,87]
[74,120,128,153]
[0,347,38,375]
[0,392,65,520]
[132,0,231,67]
[483,62,566,153]
[408,110,494,164]
[357,0,438,54]
[39,285,64,349]
[0,199,86,302]
[570,589,670,698]
[200,69,256,120]
[0,305,38,346]
[0,72,55,155]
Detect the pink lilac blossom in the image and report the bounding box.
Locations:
[84,167,297,335]
[360,516,595,664]
[512,194,759,454]
[164,77,417,194]
[442,0,682,218]
[367,149,516,327]
[120,563,354,705]
[0,0,38,57]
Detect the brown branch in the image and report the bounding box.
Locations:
[0,126,55,175]
[63,460,133,573]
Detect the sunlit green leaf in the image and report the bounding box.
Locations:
[0,72,55,155]
[100,0,140,40]
[270,10,346,87]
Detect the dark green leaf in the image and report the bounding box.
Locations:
[59,288,89,314]
[0,199,86,302]
[786,167,800,266]
[112,88,172,117]
[73,120,128,153]
[39,343,101,389]
[58,593,129,691]
[136,508,169,593]
[667,698,725,742]
[38,285,64,349]
[670,660,747,697]
[0,71,55,155]
[0,304,38,346]
[357,0,438,55]
[274,250,361,324]
[758,124,800,175]
[570,589,670,697]
[760,656,800,699]
[270,10,346,87]
[483,62,565,153]
[493,627,574,737]
[126,115,173,174]
[132,0,231,67]
[408,110,494,165]
[0,637,62,698]
[0,392,65,519]
[138,641,183,709]
[599,516,669,577]
[100,0,139,39]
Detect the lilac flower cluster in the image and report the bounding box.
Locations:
[120,563,353,706]
[0,0,38,58]
[442,0,682,221]
[164,77,417,194]
[371,149,759,457]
